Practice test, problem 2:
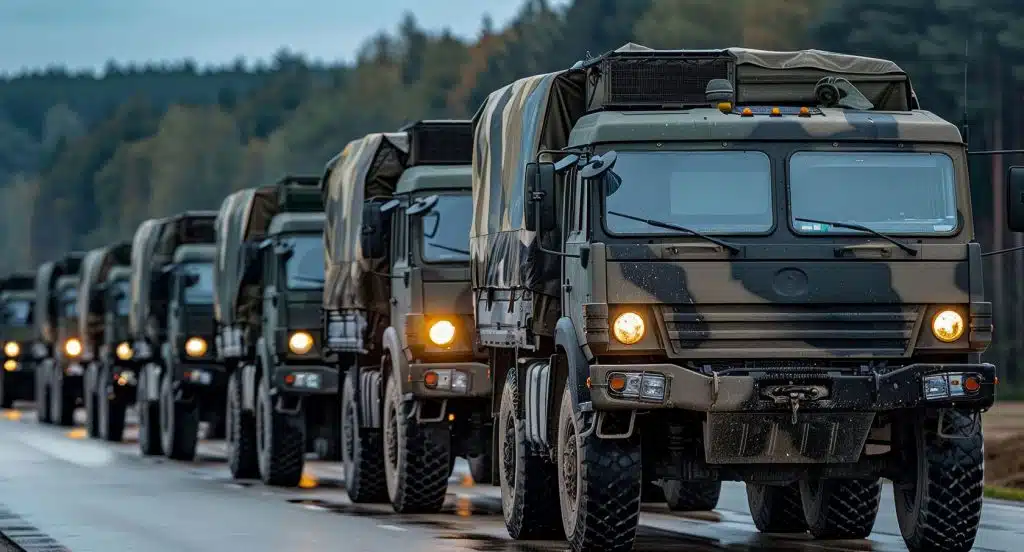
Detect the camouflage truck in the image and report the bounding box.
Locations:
[215,176,336,487]
[471,44,1009,552]
[78,242,136,441]
[322,120,490,512]
[33,253,85,426]
[0,272,37,408]
[130,212,220,459]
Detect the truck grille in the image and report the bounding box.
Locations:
[660,304,922,358]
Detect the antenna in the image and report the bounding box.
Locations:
[962,39,969,147]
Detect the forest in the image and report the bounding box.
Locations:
[3,0,1024,388]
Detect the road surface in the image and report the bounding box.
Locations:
[0,404,1021,552]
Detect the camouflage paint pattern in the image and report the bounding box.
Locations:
[128,218,167,337]
[77,241,131,347]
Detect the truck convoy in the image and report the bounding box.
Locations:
[0,272,37,408]
[321,120,489,512]
[15,43,1022,552]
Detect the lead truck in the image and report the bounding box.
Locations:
[471,43,1013,552]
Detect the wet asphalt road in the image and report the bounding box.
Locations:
[0,404,1021,552]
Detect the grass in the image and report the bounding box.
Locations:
[984,485,1024,502]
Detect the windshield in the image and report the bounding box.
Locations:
[182,263,214,304]
[59,288,78,318]
[112,280,131,316]
[789,151,958,235]
[1,299,33,326]
[285,234,325,290]
[421,194,472,262]
[602,151,773,235]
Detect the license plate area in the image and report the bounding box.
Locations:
[704,412,874,464]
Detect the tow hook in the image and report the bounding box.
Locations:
[762,385,830,425]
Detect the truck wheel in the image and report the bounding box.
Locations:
[226,369,259,478]
[51,376,75,427]
[159,372,199,461]
[468,451,492,484]
[800,478,880,539]
[137,371,163,456]
[557,387,641,552]
[382,375,450,513]
[98,365,126,442]
[256,371,306,487]
[498,367,561,540]
[664,480,722,511]
[894,410,984,552]
[85,366,100,438]
[341,370,388,503]
[37,371,51,424]
[746,483,808,533]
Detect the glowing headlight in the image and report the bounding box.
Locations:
[185,337,208,358]
[612,312,645,345]
[3,341,19,357]
[64,338,82,357]
[116,342,134,361]
[428,320,456,346]
[932,310,965,343]
[288,331,314,355]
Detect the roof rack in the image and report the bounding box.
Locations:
[400,120,473,166]
[585,49,735,111]
[276,174,323,212]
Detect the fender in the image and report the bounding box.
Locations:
[381,326,409,394]
[554,316,591,414]
[143,362,163,403]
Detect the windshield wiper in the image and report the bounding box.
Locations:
[795,217,918,256]
[607,211,741,254]
[429,243,471,256]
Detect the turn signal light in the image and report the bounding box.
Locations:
[424,371,439,388]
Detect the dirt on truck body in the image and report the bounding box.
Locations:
[471,43,1011,552]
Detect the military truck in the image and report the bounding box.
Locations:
[33,253,85,426]
[0,273,37,408]
[130,212,220,459]
[470,43,1008,552]
[215,175,336,486]
[321,121,490,512]
[78,242,136,441]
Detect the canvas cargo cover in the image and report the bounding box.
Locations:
[470,43,917,295]
[129,218,166,336]
[322,132,409,314]
[33,254,84,344]
[78,242,131,340]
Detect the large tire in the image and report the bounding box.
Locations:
[382,375,450,513]
[159,372,199,461]
[256,371,306,487]
[800,478,881,539]
[51,375,76,427]
[226,369,259,479]
[497,368,561,540]
[746,482,808,534]
[340,370,388,503]
[0,373,13,409]
[137,370,163,456]
[894,410,984,552]
[98,365,126,442]
[84,365,101,438]
[664,480,722,512]
[557,387,641,552]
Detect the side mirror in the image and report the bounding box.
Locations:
[360,201,388,258]
[273,240,294,261]
[580,150,617,180]
[524,161,556,232]
[1007,166,1024,232]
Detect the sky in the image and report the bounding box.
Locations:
[0,0,566,75]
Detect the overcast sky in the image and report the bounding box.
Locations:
[0,0,566,75]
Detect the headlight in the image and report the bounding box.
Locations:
[288,331,314,355]
[932,310,965,343]
[428,320,456,346]
[116,342,134,361]
[64,338,82,357]
[612,312,645,345]
[185,337,207,358]
[3,341,19,357]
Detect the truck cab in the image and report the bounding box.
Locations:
[0,273,37,408]
[471,44,1011,552]
[33,253,85,426]
[217,176,336,486]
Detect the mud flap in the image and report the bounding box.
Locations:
[241,363,257,412]
[359,369,382,429]
[143,363,162,403]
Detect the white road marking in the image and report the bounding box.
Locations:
[376,524,406,532]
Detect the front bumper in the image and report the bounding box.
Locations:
[271,365,340,395]
[405,362,491,398]
[588,362,997,412]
